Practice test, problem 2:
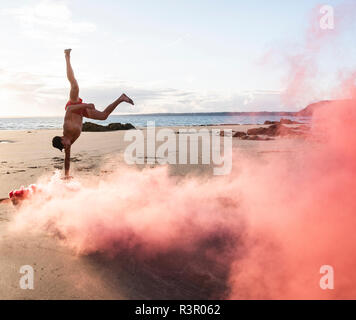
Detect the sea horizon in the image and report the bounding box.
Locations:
[0,110,300,119]
[0,112,309,131]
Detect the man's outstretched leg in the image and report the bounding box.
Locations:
[65,49,80,103]
[86,94,134,120]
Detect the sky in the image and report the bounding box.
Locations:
[0,0,355,117]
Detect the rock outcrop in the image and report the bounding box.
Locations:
[241,135,272,141]
[297,100,332,116]
[247,123,304,137]
[232,131,247,138]
[82,122,136,132]
[264,118,302,125]
[228,120,309,141]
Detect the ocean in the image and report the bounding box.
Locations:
[0,113,309,131]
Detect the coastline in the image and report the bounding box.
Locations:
[0,113,310,131]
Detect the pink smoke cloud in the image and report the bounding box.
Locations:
[9,98,356,299]
[229,100,356,299]
[260,1,356,108]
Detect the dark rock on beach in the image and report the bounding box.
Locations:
[241,135,272,141]
[248,124,293,136]
[219,131,247,138]
[82,122,136,132]
[280,118,303,125]
[264,118,302,125]
[263,120,279,125]
[232,131,247,138]
[247,126,271,136]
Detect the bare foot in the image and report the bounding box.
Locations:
[64,48,72,58]
[120,93,134,105]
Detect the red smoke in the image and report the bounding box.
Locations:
[9,101,356,299]
[229,99,356,299]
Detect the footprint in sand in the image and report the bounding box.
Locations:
[77,164,96,171]
[52,157,81,162]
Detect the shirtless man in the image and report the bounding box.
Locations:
[52,49,134,178]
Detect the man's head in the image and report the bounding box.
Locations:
[52,136,64,152]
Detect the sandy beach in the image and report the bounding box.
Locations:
[0,124,305,199]
[0,124,308,299]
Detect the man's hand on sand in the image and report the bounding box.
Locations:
[120,93,134,106]
[62,175,74,181]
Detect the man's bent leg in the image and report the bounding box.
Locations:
[65,49,79,102]
[86,94,134,120]
[85,109,108,120]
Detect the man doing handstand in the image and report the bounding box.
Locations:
[52,49,134,178]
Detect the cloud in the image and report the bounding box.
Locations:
[80,84,285,114]
[1,0,96,46]
[165,33,192,48]
[0,69,65,116]
[0,67,285,117]
[0,71,45,92]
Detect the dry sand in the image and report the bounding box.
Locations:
[0,125,308,299]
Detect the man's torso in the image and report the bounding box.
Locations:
[63,111,83,145]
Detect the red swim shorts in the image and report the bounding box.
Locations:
[65,98,83,110]
[65,98,88,117]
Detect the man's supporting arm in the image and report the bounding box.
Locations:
[64,146,71,177]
